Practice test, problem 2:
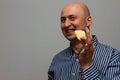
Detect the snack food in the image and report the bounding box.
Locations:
[75,30,86,41]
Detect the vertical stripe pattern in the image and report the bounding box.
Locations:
[48,35,120,80]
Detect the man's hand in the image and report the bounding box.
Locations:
[79,27,95,70]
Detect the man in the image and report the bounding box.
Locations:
[48,2,120,80]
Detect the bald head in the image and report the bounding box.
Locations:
[60,2,92,41]
[61,2,90,18]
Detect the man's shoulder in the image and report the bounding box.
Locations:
[50,47,71,66]
[96,42,120,55]
[53,47,71,58]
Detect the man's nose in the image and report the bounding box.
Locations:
[65,19,71,27]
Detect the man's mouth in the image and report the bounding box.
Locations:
[65,29,76,33]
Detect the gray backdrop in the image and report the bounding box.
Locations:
[0,0,120,80]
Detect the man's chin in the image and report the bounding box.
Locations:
[66,36,76,41]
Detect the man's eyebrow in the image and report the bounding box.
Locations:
[60,17,65,20]
[68,15,75,17]
[61,14,75,18]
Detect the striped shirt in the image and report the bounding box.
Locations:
[48,35,120,80]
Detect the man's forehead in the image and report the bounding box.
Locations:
[61,5,84,17]
[61,9,76,17]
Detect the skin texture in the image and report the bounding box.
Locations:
[60,2,95,70]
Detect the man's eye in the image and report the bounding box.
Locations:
[61,18,66,23]
[70,16,76,20]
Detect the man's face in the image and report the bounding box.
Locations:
[61,6,87,41]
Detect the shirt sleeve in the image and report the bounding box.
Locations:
[80,49,120,80]
[80,64,101,80]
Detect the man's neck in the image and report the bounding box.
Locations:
[70,40,83,54]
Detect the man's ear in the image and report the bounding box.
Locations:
[86,16,92,28]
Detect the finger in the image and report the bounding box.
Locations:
[85,27,93,44]
[85,27,91,40]
[80,37,86,44]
